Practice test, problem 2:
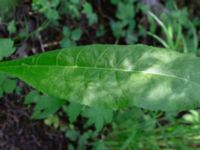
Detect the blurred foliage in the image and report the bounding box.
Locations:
[0,38,16,60]
[82,2,98,25]
[110,0,137,43]
[0,74,16,97]
[0,0,19,17]
[60,26,82,48]
[147,0,200,53]
[25,90,65,119]
[0,38,17,98]
[32,0,60,21]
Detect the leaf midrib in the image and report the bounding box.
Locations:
[0,64,198,87]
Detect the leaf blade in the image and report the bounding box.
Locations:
[0,44,200,111]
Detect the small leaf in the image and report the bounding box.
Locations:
[68,144,75,150]
[0,0,18,15]
[63,102,83,123]
[96,25,105,37]
[110,21,125,38]
[70,0,80,4]
[7,20,16,34]
[82,2,98,25]
[65,129,80,141]
[82,2,92,14]
[0,74,6,84]
[78,130,93,147]
[63,26,71,37]
[0,38,16,59]
[82,107,113,131]
[71,28,82,41]
[3,78,16,93]
[116,2,135,20]
[94,141,107,150]
[126,32,137,44]
[46,9,59,21]
[110,0,120,5]
[51,0,60,7]
[24,90,40,104]
[60,38,76,48]
[32,95,65,119]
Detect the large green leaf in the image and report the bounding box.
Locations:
[0,44,199,111]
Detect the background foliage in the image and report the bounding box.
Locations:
[0,0,200,149]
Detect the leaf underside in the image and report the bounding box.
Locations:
[0,44,200,111]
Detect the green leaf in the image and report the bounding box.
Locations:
[110,21,125,38]
[82,2,98,25]
[46,9,59,21]
[110,0,121,5]
[78,130,93,148]
[65,129,80,141]
[96,25,105,37]
[126,32,137,44]
[31,95,65,119]
[0,38,16,59]
[0,0,18,15]
[3,78,16,93]
[63,102,83,123]
[0,74,16,94]
[24,90,40,104]
[63,26,71,37]
[1,44,200,111]
[60,38,76,48]
[0,74,6,84]
[51,0,60,7]
[7,20,16,34]
[82,2,92,14]
[93,141,108,150]
[71,28,82,41]
[0,74,16,96]
[70,0,80,4]
[82,107,113,131]
[116,2,135,20]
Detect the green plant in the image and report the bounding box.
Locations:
[24,91,112,149]
[25,90,65,119]
[0,44,200,112]
[7,20,17,34]
[0,38,16,60]
[110,0,148,44]
[1,0,200,149]
[0,74,16,97]
[60,26,82,48]
[110,0,136,43]
[59,0,82,19]
[32,0,60,21]
[101,107,200,150]
[82,107,113,132]
[32,0,98,25]
[0,0,19,18]
[82,2,98,25]
[147,2,199,53]
[0,38,17,97]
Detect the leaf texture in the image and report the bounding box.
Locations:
[0,44,200,111]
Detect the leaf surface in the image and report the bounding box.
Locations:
[0,38,16,59]
[0,44,200,111]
